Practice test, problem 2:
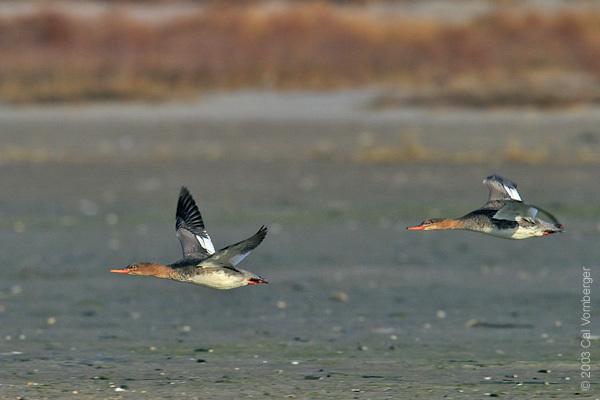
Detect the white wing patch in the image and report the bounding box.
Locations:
[503,185,522,201]
[197,234,216,255]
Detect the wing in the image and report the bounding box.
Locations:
[528,205,563,226]
[492,201,538,221]
[483,175,522,202]
[197,226,267,269]
[479,175,523,211]
[493,202,562,227]
[483,175,522,201]
[175,187,216,258]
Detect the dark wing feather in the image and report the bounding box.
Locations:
[175,187,215,258]
[197,226,267,269]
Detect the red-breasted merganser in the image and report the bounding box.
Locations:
[407,175,564,239]
[110,187,268,289]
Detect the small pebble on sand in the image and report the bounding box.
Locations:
[14,221,26,233]
[331,292,348,302]
[105,213,119,225]
[276,301,287,309]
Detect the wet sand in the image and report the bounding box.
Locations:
[1,91,599,398]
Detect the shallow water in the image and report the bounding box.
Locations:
[0,92,598,399]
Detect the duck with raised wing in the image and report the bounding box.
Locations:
[111,187,268,289]
[407,175,563,239]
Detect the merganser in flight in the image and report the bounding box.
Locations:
[407,175,564,239]
[111,187,268,289]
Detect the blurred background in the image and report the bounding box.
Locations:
[2,0,599,266]
[2,0,600,105]
[1,1,599,398]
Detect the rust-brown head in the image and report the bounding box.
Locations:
[110,262,166,277]
[407,218,459,231]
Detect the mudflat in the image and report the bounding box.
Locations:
[1,91,598,399]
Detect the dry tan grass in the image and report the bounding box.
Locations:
[2,3,600,104]
[0,145,85,164]
[356,133,600,165]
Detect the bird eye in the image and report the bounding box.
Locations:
[130,264,138,271]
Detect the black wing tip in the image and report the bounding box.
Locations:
[176,186,207,232]
[255,225,268,241]
[177,186,189,203]
[179,186,189,198]
[178,186,192,202]
[484,174,517,188]
[244,225,268,248]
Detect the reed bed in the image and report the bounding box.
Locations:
[2,2,600,104]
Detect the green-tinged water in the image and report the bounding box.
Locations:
[1,94,598,399]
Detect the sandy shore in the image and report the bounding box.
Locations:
[0,91,598,398]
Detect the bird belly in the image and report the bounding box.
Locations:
[485,225,541,240]
[185,271,246,290]
[509,226,543,239]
